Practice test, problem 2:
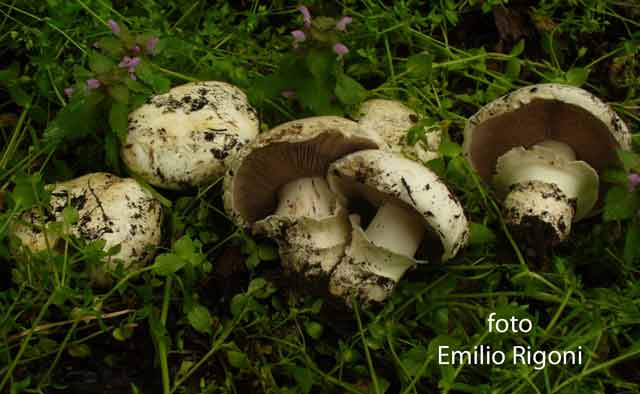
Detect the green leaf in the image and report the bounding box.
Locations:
[624,222,640,265]
[406,52,433,79]
[439,138,462,158]
[304,321,323,339]
[298,76,337,115]
[44,94,103,146]
[105,131,122,173]
[136,61,171,93]
[109,102,129,140]
[257,243,278,261]
[227,350,250,369]
[306,50,335,82]
[152,253,186,276]
[89,52,115,74]
[603,186,639,221]
[400,345,428,377]
[617,149,640,172]
[292,367,315,394]
[67,343,91,358]
[509,39,525,56]
[96,37,124,57]
[11,173,47,209]
[601,169,630,185]
[230,293,249,317]
[62,205,78,225]
[0,64,19,82]
[334,74,367,105]
[187,304,213,334]
[565,67,590,86]
[107,84,129,103]
[174,235,204,265]
[468,222,495,245]
[504,58,521,79]
[8,85,30,107]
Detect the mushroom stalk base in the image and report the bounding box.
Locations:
[365,202,425,257]
[275,177,333,219]
[503,180,575,246]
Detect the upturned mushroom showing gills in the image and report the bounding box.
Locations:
[224,116,382,287]
[122,81,259,190]
[354,99,441,163]
[463,84,631,248]
[327,149,469,304]
[11,173,163,285]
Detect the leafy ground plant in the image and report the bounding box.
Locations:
[1,1,640,393]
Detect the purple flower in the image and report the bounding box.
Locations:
[146,37,159,55]
[291,30,306,42]
[336,16,353,31]
[86,79,101,90]
[131,45,141,55]
[298,5,311,27]
[333,43,349,57]
[64,87,74,97]
[629,173,640,192]
[119,56,141,79]
[281,90,297,98]
[119,56,141,72]
[107,19,120,35]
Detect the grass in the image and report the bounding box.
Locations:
[0,0,640,393]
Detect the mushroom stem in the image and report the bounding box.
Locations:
[533,140,576,161]
[275,177,333,219]
[503,180,574,244]
[364,202,425,257]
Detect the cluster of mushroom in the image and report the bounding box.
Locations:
[223,102,469,304]
[11,81,260,285]
[11,80,631,300]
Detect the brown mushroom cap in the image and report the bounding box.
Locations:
[463,83,631,181]
[223,116,383,228]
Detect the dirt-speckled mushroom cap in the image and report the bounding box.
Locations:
[355,99,441,163]
[223,116,383,229]
[122,81,259,190]
[463,83,631,181]
[11,173,163,280]
[327,149,469,262]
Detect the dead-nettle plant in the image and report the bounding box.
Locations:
[43,19,169,171]
[251,5,366,116]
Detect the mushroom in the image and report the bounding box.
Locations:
[354,99,441,163]
[224,116,382,286]
[11,173,163,284]
[122,81,259,190]
[463,83,631,247]
[326,149,469,303]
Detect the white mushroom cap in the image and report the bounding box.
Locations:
[355,99,441,162]
[327,149,469,303]
[223,116,383,283]
[11,173,163,282]
[463,83,631,184]
[122,81,259,190]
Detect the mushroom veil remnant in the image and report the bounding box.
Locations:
[327,149,469,303]
[463,84,631,247]
[11,173,163,285]
[224,116,382,287]
[122,81,259,190]
[354,99,441,163]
